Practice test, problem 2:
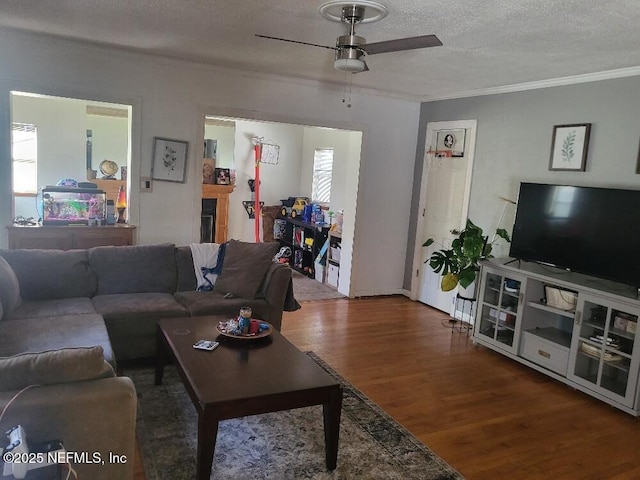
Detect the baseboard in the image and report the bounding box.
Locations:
[350,288,406,298]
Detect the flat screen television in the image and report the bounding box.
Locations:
[509,182,640,288]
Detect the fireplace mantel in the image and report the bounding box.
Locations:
[202,184,235,243]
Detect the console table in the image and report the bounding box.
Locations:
[7,224,136,250]
[473,259,640,415]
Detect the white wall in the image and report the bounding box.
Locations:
[0,29,420,297]
[203,123,234,169]
[301,127,362,296]
[301,126,361,215]
[11,94,86,219]
[88,114,129,173]
[228,120,305,242]
[406,76,640,288]
[12,94,86,188]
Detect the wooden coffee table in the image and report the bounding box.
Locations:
[155,315,343,480]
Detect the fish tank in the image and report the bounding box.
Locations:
[42,187,106,225]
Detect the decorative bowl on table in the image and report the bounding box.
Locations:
[216,319,272,340]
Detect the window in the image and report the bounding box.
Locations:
[312,148,333,204]
[12,123,38,194]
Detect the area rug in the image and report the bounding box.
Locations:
[291,270,346,301]
[132,352,462,480]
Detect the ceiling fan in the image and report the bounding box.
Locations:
[256,0,442,74]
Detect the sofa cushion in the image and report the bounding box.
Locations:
[0,346,114,392]
[9,297,97,320]
[0,256,21,319]
[0,314,115,368]
[92,292,188,320]
[213,240,280,300]
[174,290,269,319]
[175,246,197,292]
[89,244,177,295]
[0,249,96,301]
[93,293,189,361]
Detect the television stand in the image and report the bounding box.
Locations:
[473,258,640,416]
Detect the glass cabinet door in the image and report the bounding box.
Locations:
[475,269,524,354]
[569,296,640,407]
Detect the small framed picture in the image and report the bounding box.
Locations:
[152,137,188,183]
[215,168,230,185]
[549,124,591,171]
[436,129,465,157]
[202,158,215,184]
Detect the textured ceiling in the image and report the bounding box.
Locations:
[2,0,640,100]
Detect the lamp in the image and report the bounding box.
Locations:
[334,57,366,73]
[115,185,127,224]
[333,36,368,73]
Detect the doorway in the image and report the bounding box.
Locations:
[410,120,477,313]
[200,112,362,298]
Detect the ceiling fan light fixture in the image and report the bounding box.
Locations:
[319,0,388,24]
[334,57,366,73]
[256,0,440,77]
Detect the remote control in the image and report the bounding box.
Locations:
[193,340,219,351]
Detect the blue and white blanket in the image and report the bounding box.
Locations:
[189,242,226,291]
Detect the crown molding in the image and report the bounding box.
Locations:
[86,105,128,117]
[420,66,640,102]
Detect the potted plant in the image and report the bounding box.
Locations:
[423,219,511,292]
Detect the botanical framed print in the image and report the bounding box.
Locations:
[436,129,466,157]
[152,137,188,183]
[549,124,591,171]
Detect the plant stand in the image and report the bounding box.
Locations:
[444,293,476,335]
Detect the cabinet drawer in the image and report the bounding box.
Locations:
[520,331,569,376]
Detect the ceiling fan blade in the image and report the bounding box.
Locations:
[255,34,337,51]
[363,34,442,55]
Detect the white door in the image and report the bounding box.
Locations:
[411,120,477,313]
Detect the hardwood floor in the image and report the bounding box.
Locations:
[134,296,640,479]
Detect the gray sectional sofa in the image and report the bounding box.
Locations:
[0,239,297,480]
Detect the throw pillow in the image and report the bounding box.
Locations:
[0,346,114,392]
[0,256,22,319]
[213,240,280,299]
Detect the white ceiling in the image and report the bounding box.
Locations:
[3,0,640,100]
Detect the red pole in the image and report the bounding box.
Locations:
[254,143,261,242]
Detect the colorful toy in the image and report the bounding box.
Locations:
[274,246,292,264]
[280,196,309,218]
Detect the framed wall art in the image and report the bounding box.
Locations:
[202,158,215,184]
[215,167,230,185]
[436,129,466,157]
[152,137,189,183]
[549,123,591,171]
